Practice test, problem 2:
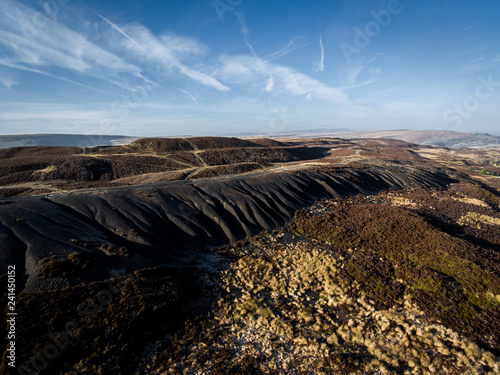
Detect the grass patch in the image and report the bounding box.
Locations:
[291,191,500,353]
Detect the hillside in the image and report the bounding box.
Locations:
[283,129,500,149]
[0,134,139,149]
[0,136,332,197]
[1,136,500,374]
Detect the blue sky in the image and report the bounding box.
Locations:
[0,0,499,136]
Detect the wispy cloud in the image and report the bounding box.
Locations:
[0,68,17,89]
[366,53,385,64]
[0,104,110,122]
[0,77,16,89]
[232,10,275,93]
[341,77,378,90]
[0,60,105,91]
[264,77,274,92]
[217,55,350,105]
[175,87,198,105]
[0,0,142,89]
[0,0,230,94]
[89,8,141,49]
[115,24,230,91]
[317,33,325,72]
[264,36,306,61]
[0,101,119,134]
[234,11,258,59]
[375,85,405,95]
[343,65,364,86]
[455,55,500,74]
[340,61,381,89]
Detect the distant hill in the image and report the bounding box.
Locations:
[288,129,500,149]
[0,134,139,149]
[4,130,500,150]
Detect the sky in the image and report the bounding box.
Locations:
[0,0,499,137]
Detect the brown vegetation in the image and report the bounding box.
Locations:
[2,136,500,374]
[0,137,334,197]
[1,267,212,374]
[37,253,92,280]
[291,182,500,355]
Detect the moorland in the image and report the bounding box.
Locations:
[1,136,499,374]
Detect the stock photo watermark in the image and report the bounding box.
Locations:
[340,0,406,63]
[212,0,243,21]
[15,279,120,375]
[443,74,500,129]
[6,265,17,369]
[7,0,69,46]
[258,104,292,137]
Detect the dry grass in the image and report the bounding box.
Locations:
[452,197,489,207]
[150,232,500,374]
[458,212,500,228]
[386,193,418,208]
